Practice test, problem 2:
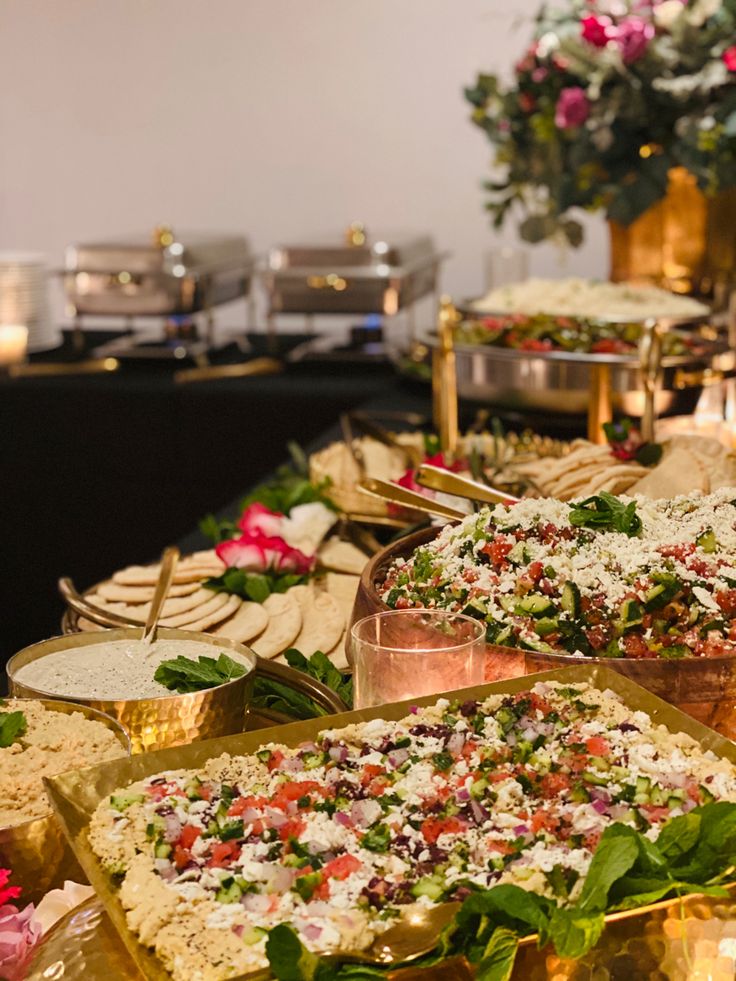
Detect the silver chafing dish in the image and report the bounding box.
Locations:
[262,224,446,337]
[63,227,255,358]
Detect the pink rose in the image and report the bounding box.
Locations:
[555,87,591,128]
[581,14,616,46]
[616,16,654,63]
[237,502,284,538]
[216,532,314,575]
[0,870,20,908]
[724,45,736,71]
[0,903,42,981]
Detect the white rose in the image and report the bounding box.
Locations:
[654,0,686,29]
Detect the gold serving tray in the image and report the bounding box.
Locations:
[43,665,736,980]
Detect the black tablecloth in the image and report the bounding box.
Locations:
[1,331,404,664]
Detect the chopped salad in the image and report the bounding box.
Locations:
[382,489,736,660]
[454,312,693,356]
[90,682,736,979]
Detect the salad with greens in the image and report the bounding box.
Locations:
[382,489,736,660]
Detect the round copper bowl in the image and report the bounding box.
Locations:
[352,526,736,737]
[7,628,257,754]
[0,698,129,905]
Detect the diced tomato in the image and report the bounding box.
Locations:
[481,539,513,569]
[659,543,694,560]
[272,781,323,809]
[279,817,306,843]
[487,839,515,855]
[585,625,610,651]
[173,845,191,870]
[322,854,362,881]
[313,878,331,900]
[529,693,555,717]
[197,783,213,802]
[530,808,557,834]
[488,769,513,784]
[360,765,385,787]
[147,782,186,802]
[527,561,544,583]
[585,736,610,756]
[716,590,736,617]
[519,338,554,352]
[621,634,652,659]
[460,740,480,760]
[421,816,468,844]
[590,339,629,354]
[540,772,571,797]
[686,781,702,803]
[209,840,241,868]
[228,794,267,817]
[178,825,202,850]
[640,805,671,823]
[584,830,602,850]
[367,778,390,796]
[266,749,285,772]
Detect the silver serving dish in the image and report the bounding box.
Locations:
[410,327,736,416]
[64,227,254,317]
[263,225,446,317]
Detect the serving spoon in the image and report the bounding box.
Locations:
[141,546,180,645]
[415,464,519,507]
[358,477,465,522]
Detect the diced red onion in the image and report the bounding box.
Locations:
[281,757,305,773]
[665,771,687,789]
[456,787,470,802]
[334,811,354,828]
[681,799,697,813]
[351,799,382,827]
[505,732,517,748]
[163,814,182,843]
[266,864,295,892]
[241,893,271,913]
[300,741,318,753]
[513,824,529,836]
[240,807,261,825]
[470,799,489,824]
[329,745,348,763]
[447,732,465,755]
[302,923,323,942]
[232,924,245,938]
[589,787,610,805]
[265,807,288,828]
[591,798,609,815]
[387,748,409,767]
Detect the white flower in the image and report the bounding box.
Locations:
[279,502,336,555]
[654,0,686,29]
[536,32,559,59]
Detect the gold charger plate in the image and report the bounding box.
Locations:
[42,665,736,980]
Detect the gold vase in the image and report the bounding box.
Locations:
[609,166,736,306]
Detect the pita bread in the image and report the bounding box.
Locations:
[90,587,214,620]
[318,538,369,576]
[113,564,213,586]
[628,446,708,498]
[250,592,302,659]
[289,587,345,656]
[96,580,201,602]
[212,601,269,643]
[159,591,232,627]
[182,594,242,632]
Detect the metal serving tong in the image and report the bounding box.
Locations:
[58,577,142,629]
[358,477,465,522]
[346,411,424,468]
[415,464,519,507]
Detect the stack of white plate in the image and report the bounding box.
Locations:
[0,252,59,352]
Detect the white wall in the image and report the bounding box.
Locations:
[0,0,608,331]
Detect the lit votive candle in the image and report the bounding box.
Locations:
[0,325,28,366]
[350,610,486,709]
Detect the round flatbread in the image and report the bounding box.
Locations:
[159,592,232,628]
[289,587,345,656]
[211,602,269,643]
[250,593,302,659]
[183,594,242,632]
[113,564,214,586]
[90,587,214,621]
[96,580,201,603]
[317,538,368,576]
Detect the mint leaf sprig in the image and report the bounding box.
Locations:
[154,654,246,694]
[0,710,27,749]
[264,802,736,980]
[569,492,642,538]
[204,568,308,604]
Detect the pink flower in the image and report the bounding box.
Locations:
[581,14,616,46]
[0,903,42,981]
[555,87,591,128]
[616,16,654,63]
[216,532,314,575]
[724,45,736,72]
[0,870,21,909]
[237,502,283,538]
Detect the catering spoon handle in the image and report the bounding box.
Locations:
[141,546,180,645]
[58,577,141,629]
[358,478,465,521]
[415,464,519,506]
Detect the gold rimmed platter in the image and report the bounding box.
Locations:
[40,664,736,980]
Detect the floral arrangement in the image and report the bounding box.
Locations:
[0,869,40,981]
[465,0,736,245]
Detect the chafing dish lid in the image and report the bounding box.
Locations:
[65,228,251,276]
[267,225,438,272]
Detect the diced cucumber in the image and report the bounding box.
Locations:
[470,777,488,799]
[569,784,590,803]
[644,584,666,607]
[588,756,610,772]
[109,792,145,812]
[535,617,559,637]
[463,598,487,620]
[507,541,527,564]
[216,878,244,904]
[636,776,651,794]
[516,594,555,617]
[411,874,446,901]
[519,635,558,654]
[645,573,682,610]
[560,582,581,617]
[696,528,718,554]
[499,595,517,613]
[242,926,267,946]
[582,770,609,786]
[700,784,715,803]
[619,598,643,627]
[649,785,667,807]
[154,842,172,859]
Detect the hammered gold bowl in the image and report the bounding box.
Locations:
[353,527,736,736]
[0,698,129,906]
[7,628,257,754]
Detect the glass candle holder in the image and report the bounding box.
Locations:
[351,610,486,709]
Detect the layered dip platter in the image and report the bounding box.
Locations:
[33,665,736,979]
